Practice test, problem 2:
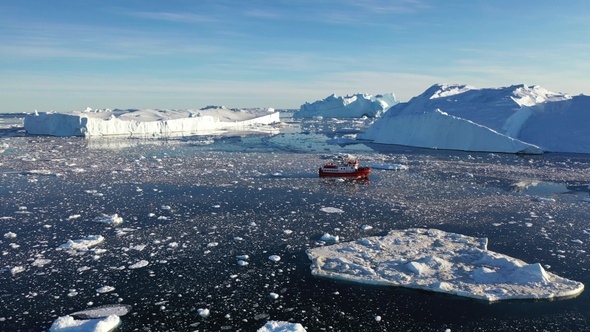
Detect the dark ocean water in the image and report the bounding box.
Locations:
[0,116,589,331]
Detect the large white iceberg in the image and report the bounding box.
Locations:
[360,84,590,154]
[49,314,120,332]
[307,228,584,302]
[294,93,398,118]
[24,107,280,137]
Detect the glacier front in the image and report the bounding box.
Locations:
[24,107,280,137]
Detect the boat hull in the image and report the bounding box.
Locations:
[319,167,371,178]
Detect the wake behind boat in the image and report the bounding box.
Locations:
[319,155,371,178]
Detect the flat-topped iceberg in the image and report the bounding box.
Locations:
[307,228,584,302]
[360,84,590,154]
[295,93,398,118]
[24,107,279,137]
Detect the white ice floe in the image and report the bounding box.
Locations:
[128,260,149,269]
[3,231,16,239]
[307,228,584,302]
[268,255,281,262]
[49,314,121,332]
[70,304,132,319]
[372,164,409,171]
[320,207,344,214]
[93,214,123,225]
[25,107,279,137]
[59,235,105,250]
[257,320,307,332]
[197,308,210,318]
[96,286,116,294]
[321,233,340,242]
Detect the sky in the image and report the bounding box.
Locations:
[1,0,589,112]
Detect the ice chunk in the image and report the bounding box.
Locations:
[93,214,123,225]
[257,320,307,332]
[70,304,132,319]
[307,228,584,301]
[49,315,120,332]
[59,235,104,250]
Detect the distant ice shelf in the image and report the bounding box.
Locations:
[24,107,280,137]
[307,228,584,302]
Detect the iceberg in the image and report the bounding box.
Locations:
[307,228,584,302]
[295,93,398,118]
[360,84,590,154]
[24,107,279,137]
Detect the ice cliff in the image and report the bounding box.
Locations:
[360,84,590,154]
[24,107,279,137]
[295,93,399,118]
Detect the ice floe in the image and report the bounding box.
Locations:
[93,214,123,225]
[307,228,584,302]
[49,314,121,332]
[59,235,105,250]
[257,320,307,332]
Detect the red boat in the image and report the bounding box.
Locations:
[319,156,371,178]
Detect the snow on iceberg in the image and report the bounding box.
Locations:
[295,93,398,118]
[24,107,279,137]
[58,235,104,250]
[307,228,584,302]
[361,83,590,154]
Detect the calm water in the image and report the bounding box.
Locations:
[1,116,589,331]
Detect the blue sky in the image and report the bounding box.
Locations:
[1,0,589,112]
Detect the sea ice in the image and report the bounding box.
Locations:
[320,207,344,214]
[4,231,17,238]
[93,214,123,225]
[307,228,584,302]
[96,286,116,294]
[257,320,307,332]
[70,304,132,319]
[372,164,408,171]
[59,235,105,250]
[128,260,149,269]
[49,314,120,332]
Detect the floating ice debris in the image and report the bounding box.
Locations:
[534,197,556,203]
[372,164,409,171]
[360,225,373,231]
[257,320,307,332]
[268,255,281,262]
[269,292,279,300]
[68,214,82,220]
[59,235,105,250]
[197,308,210,318]
[571,239,584,244]
[128,260,149,269]
[70,304,132,319]
[374,315,382,322]
[49,314,121,332]
[31,258,52,267]
[10,266,25,276]
[320,207,344,214]
[161,205,171,210]
[96,286,116,294]
[207,242,219,247]
[321,233,340,242]
[307,228,585,302]
[3,231,16,239]
[94,214,123,225]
